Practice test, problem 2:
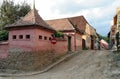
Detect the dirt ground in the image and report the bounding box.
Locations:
[0,50,120,79]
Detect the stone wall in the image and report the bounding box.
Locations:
[0,50,55,72]
[0,42,9,59]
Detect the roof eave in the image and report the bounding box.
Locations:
[5,23,55,31]
[58,29,75,32]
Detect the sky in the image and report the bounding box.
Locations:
[0,0,120,36]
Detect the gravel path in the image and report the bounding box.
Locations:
[0,50,115,79]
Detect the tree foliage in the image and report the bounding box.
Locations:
[97,33,109,43]
[0,30,8,41]
[0,0,31,41]
[0,0,31,30]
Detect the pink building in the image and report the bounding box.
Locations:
[0,7,97,58]
[1,8,75,56]
[46,16,97,50]
[46,18,83,51]
[5,8,55,52]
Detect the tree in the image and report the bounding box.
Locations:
[0,30,8,41]
[17,2,31,18]
[0,0,31,30]
[0,0,31,41]
[97,33,109,43]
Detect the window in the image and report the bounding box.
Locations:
[44,36,47,40]
[12,35,16,39]
[112,30,115,32]
[26,35,30,39]
[49,37,51,40]
[39,35,42,39]
[19,35,23,39]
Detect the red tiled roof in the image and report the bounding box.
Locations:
[68,16,96,35]
[5,9,54,31]
[46,16,91,34]
[68,16,87,33]
[46,18,75,31]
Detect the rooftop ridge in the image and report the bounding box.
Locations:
[5,8,54,31]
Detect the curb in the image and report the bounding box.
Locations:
[0,51,80,77]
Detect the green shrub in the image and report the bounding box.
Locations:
[0,30,8,41]
[51,31,64,38]
[83,47,89,50]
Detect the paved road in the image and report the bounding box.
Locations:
[1,50,112,79]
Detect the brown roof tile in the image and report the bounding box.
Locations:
[5,9,54,31]
[68,16,87,33]
[68,16,96,35]
[46,18,75,31]
[46,16,91,34]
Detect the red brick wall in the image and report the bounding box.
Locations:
[34,28,53,51]
[9,28,36,51]
[0,42,9,58]
[75,33,82,50]
[62,32,76,52]
[7,27,83,55]
[53,40,68,55]
[8,27,69,54]
[71,35,75,51]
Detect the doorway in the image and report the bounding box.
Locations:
[68,36,71,51]
[82,39,86,49]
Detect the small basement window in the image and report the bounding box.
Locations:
[19,35,23,39]
[26,35,30,39]
[12,35,16,39]
[49,37,51,40]
[39,35,42,39]
[44,36,47,40]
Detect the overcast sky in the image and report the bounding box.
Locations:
[0,0,120,36]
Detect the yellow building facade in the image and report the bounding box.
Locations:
[82,23,97,49]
